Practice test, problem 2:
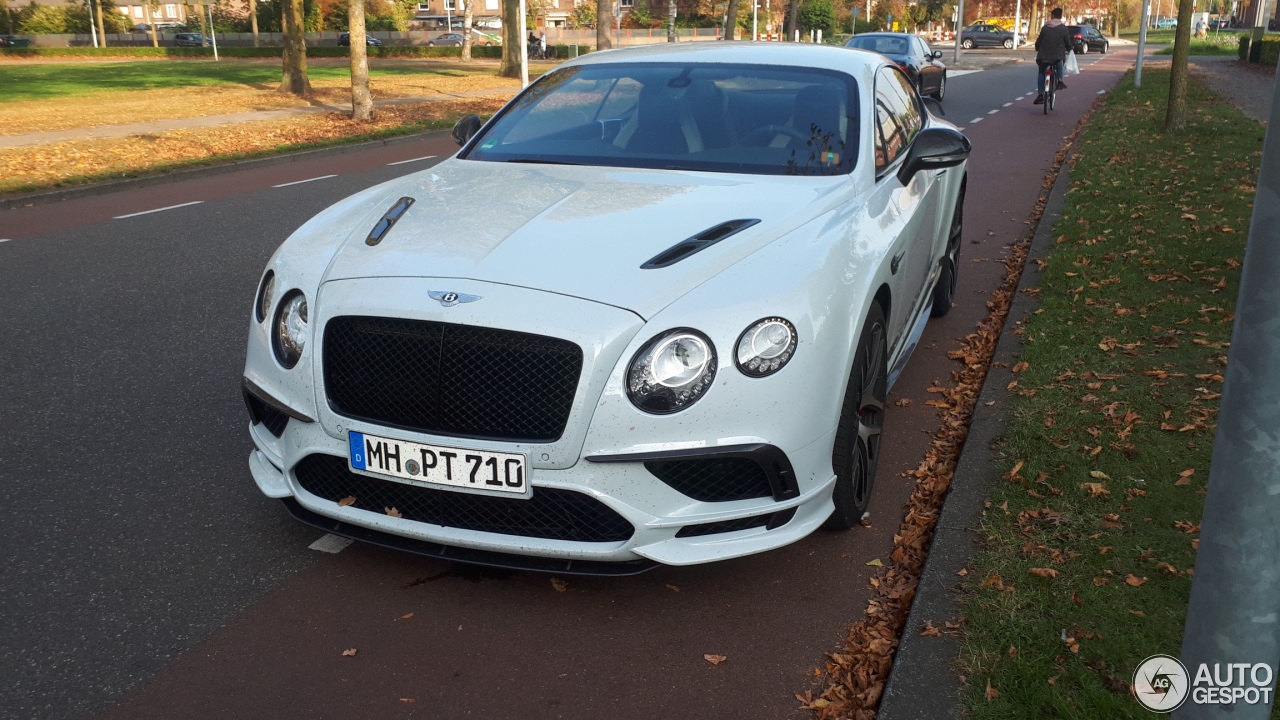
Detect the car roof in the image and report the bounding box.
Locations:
[564,41,883,77]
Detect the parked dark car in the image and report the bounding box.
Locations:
[959,22,1023,49]
[173,32,205,47]
[0,34,31,48]
[338,33,383,46]
[845,32,947,100]
[1067,24,1108,53]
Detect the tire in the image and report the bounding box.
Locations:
[1003,38,1014,49]
[932,72,946,101]
[823,304,888,531]
[961,38,974,49]
[931,180,964,318]
[1079,42,1088,54]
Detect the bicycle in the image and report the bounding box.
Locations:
[1040,62,1057,114]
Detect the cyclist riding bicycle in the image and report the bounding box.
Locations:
[1034,7,1073,105]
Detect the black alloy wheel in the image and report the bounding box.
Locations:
[824,304,888,530]
[931,179,965,317]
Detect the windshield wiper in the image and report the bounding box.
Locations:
[503,158,584,166]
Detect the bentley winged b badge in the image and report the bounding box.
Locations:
[429,290,482,308]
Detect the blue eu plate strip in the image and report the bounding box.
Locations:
[349,431,366,470]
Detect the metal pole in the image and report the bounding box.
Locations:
[1171,55,1280,720]
[90,0,99,47]
[1250,0,1268,61]
[953,0,964,63]
[752,0,757,39]
[206,3,218,60]
[1013,0,1021,46]
[518,0,528,87]
[1136,0,1151,85]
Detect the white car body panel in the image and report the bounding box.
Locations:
[243,42,969,571]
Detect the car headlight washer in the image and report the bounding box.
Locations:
[627,329,717,414]
[272,290,308,369]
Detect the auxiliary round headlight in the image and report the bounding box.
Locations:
[627,329,717,414]
[255,270,275,323]
[735,317,797,378]
[272,290,308,369]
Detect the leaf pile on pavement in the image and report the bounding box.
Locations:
[957,69,1261,718]
[0,96,509,195]
[799,70,1104,720]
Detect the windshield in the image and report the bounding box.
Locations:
[462,62,859,176]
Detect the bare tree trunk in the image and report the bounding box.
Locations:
[500,0,520,77]
[280,0,312,96]
[94,0,107,47]
[144,3,158,47]
[784,0,798,38]
[348,0,373,120]
[249,0,258,47]
[1164,0,1194,131]
[596,0,614,48]
[666,0,675,40]
[462,0,473,61]
[723,0,738,39]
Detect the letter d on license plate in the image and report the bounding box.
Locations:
[348,431,528,496]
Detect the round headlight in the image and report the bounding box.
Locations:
[272,290,308,369]
[255,270,275,323]
[627,329,717,414]
[735,317,797,377]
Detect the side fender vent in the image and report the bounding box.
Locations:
[641,218,760,269]
[365,196,416,246]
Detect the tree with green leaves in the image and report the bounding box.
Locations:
[568,0,594,28]
[798,0,835,33]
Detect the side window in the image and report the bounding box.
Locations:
[873,67,923,176]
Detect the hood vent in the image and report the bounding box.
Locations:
[365,196,416,246]
[641,219,760,269]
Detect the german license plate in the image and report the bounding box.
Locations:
[348,431,527,496]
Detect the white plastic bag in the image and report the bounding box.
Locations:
[1065,50,1081,76]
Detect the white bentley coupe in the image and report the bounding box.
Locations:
[243,41,970,574]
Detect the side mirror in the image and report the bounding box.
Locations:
[451,114,482,146]
[896,126,971,186]
[932,49,943,58]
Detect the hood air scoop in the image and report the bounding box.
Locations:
[365,196,416,246]
[641,219,760,269]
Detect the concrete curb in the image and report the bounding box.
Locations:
[876,148,1075,719]
[1,128,448,210]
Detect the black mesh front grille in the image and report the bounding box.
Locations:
[324,316,583,442]
[645,457,773,502]
[675,508,796,538]
[294,454,633,543]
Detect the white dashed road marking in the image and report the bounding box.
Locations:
[309,534,355,553]
[386,155,438,166]
[113,201,204,219]
[1003,102,1013,107]
[969,117,984,124]
[273,174,338,188]
[0,238,11,243]
[987,109,1000,115]
[1097,89,1108,94]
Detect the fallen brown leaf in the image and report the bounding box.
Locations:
[704,653,727,666]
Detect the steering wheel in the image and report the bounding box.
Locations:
[741,124,810,147]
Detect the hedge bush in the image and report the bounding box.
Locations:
[1238,34,1280,64]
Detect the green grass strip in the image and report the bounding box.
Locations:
[957,68,1266,719]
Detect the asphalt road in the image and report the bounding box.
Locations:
[0,49,1128,720]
